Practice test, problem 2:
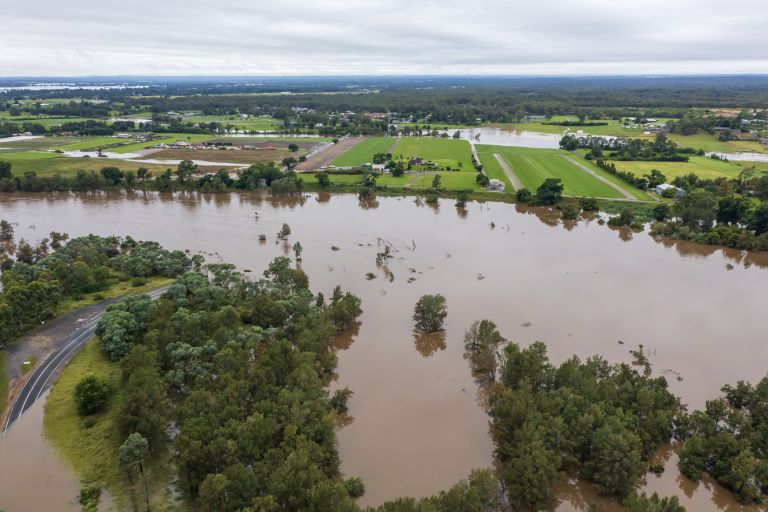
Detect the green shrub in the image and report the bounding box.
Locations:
[131,277,148,287]
[73,374,111,416]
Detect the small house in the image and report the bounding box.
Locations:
[488,179,505,192]
[409,158,425,166]
[654,183,686,198]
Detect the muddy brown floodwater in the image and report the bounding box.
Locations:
[2,190,768,510]
[0,392,81,512]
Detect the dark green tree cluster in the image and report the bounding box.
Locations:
[486,338,679,509]
[677,376,768,503]
[650,189,768,251]
[97,256,366,511]
[367,468,500,512]
[0,233,190,347]
[562,133,697,162]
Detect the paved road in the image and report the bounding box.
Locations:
[493,153,523,190]
[2,287,167,435]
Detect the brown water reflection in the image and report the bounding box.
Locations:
[1,190,768,508]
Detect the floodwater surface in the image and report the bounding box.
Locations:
[0,392,81,512]
[1,191,768,509]
[458,126,562,148]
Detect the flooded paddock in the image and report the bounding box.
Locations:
[1,190,768,509]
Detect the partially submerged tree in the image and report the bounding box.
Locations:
[413,294,447,333]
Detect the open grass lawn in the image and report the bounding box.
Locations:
[0,115,102,128]
[45,340,178,511]
[56,136,133,151]
[109,134,213,154]
[0,136,84,151]
[490,146,623,198]
[478,145,647,199]
[56,275,174,317]
[476,147,514,191]
[152,148,289,165]
[611,156,766,181]
[303,170,482,190]
[391,137,475,170]
[667,133,768,154]
[3,152,177,177]
[331,137,395,166]
[406,171,481,190]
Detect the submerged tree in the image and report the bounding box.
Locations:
[413,294,447,333]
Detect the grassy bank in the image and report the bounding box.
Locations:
[56,275,174,317]
[44,340,180,511]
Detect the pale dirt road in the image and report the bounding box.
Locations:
[561,155,637,201]
[493,153,523,190]
[295,137,366,171]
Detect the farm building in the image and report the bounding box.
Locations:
[654,183,686,198]
[487,179,505,192]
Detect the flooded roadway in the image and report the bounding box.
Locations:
[1,190,768,510]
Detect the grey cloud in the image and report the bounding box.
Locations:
[1,0,766,75]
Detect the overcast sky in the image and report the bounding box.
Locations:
[2,0,766,76]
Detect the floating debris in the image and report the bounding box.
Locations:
[366,272,376,280]
[521,322,532,327]
[725,263,734,270]
[477,273,486,281]
[331,245,340,251]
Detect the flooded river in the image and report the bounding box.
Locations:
[2,191,768,510]
[0,392,81,512]
[458,126,563,148]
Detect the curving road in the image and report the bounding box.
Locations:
[2,287,167,435]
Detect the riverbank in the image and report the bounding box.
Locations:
[44,339,179,511]
[0,275,173,424]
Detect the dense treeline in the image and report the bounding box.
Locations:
[95,256,369,510]
[0,160,304,194]
[677,377,768,503]
[0,231,190,346]
[6,77,768,130]
[460,320,687,510]
[561,133,700,162]
[650,182,768,250]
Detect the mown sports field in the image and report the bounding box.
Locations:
[331,137,395,166]
[478,145,652,200]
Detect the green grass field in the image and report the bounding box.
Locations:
[303,170,483,191]
[1,152,176,177]
[391,137,475,170]
[331,137,395,166]
[476,145,629,198]
[478,145,649,199]
[476,147,514,191]
[611,156,768,180]
[667,133,768,154]
[44,340,177,511]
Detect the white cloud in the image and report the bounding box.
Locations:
[1,0,766,75]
